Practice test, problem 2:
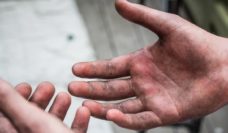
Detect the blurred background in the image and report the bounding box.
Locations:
[0,0,227,133]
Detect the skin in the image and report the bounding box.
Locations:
[0,80,90,133]
[68,0,228,130]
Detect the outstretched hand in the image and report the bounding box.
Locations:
[68,0,228,130]
[0,80,90,133]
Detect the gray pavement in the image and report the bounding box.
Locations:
[0,0,113,133]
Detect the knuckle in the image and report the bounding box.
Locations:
[127,79,133,90]
[104,81,116,97]
[104,81,111,90]
[106,61,116,76]
[87,82,96,94]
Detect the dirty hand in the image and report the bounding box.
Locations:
[0,80,90,133]
[68,0,228,130]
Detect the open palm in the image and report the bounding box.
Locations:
[68,0,228,130]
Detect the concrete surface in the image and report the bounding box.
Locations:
[0,0,113,133]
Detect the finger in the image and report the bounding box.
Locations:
[0,80,72,133]
[0,80,44,131]
[72,54,132,79]
[15,83,32,99]
[68,79,135,101]
[82,99,144,119]
[0,112,17,133]
[115,0,182,37]
[49,92,71,121]
[29,82,55,109]
[107,109,162,130]
[72,107,90,133]
[0,82,28,133]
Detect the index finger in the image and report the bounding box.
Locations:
[72,54,132,79]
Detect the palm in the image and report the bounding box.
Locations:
[69,0,228,130]
[128,37,220,126]
[142,22,227,121]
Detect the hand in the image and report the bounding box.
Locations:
[68,0,228,130]
[0,81,59,133]
[0,80,90,133]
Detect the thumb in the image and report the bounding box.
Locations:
[115,0,181,37]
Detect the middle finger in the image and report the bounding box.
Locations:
[68,79,135,101]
